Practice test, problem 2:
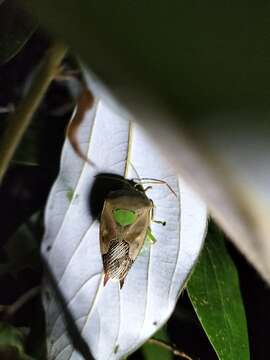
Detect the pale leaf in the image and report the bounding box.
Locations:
[42,98,207,360]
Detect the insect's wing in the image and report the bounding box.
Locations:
[102,239,133,282]
[100,199,133,283]
[100,200,118,255]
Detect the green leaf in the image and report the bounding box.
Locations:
[0,322,33,360]
[187,223,249,360]
[0,0,36,64]
[142,327,172,360]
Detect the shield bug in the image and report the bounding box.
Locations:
[100,180,153,289]
[92,174,174,289]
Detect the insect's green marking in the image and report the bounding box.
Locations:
[113,209,137,226]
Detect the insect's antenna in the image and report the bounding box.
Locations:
[132,177,177,197]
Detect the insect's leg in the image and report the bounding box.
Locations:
[153,220,166,226]
[150,200,166,226]
[147,228,157,244]
[133,182,152,193]
[140,228,157,255]
[143,186,152,192]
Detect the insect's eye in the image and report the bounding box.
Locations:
[113,209,137,226]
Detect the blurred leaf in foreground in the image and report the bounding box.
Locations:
[187,223,249,360]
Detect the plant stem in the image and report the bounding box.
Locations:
[148,338,193,360]
[0,286,41,319]
[0,42,67,182]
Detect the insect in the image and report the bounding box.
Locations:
[100,179,153,289]
[96,175,174,289]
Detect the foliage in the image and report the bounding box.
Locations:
[187,223,249,360]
